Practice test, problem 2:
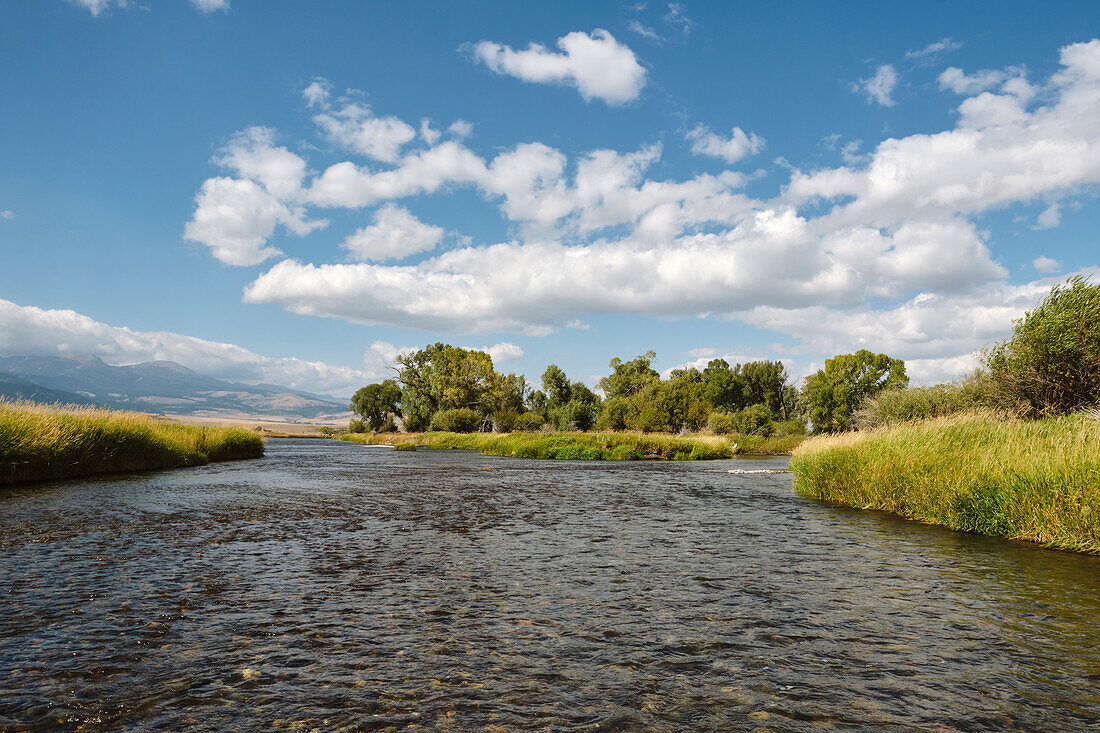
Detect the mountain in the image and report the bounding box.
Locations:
[0,356,350,420]
[0,371,101,406]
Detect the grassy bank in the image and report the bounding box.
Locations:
[339,430,803,460]
[1,401,264,485]
[790,412,1100,553]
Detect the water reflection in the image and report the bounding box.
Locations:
[2,438,1098,731]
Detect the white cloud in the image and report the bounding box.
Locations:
[1035,203,1061,229]
[937,67,1009,95]
[215,127,307,199]
[475,342,524,364]
[1033,255,1062,273]
[472,29,646,105]
[419,119,441,146]
[663,3,693,35]
[0,210,13,220]
[686,125,765,164]
[341,204,445,261]
[905,37,962,60]
[302,77,333,109]
[184,177,325,266]
[854,64,899,107]
[0,298,385,396]
[191,0,229,13]
[313,102,417,162]
[447,119,474,139]
[628,21,660,41]
[68,0,126,17]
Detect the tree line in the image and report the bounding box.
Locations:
[350,342,914,436]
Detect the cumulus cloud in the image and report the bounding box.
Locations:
[937,66,1010,95]
[313,101,417,162]
[686,125,765,163]
[854,64,899,107]
[1035,203,1061,229]
[302,78,333,108]
[628,21,660,41]
[341,204,445,261]
[1033,255,1062,273]
[0,298,387,396]
[183,40,1100,383]
[474,342,524,364]
[0,210,13,220]
[191,0,229,12]
[471,30,646,105]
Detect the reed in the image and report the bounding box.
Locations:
[790,411,1100,553]
[0,400,264,485]
[338,430,802,460]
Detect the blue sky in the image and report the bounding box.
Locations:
[2,0,1099,396]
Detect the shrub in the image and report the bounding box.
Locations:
[855,378,995,430]
[773,419,808,437]
[708,410,736,435]
[513,412,546,431]
[348,418,368,434]
[597,397,631,431]
[428,407,483,433]
[985,276,1100,416]
[636,404,667,433]
[730,404,774,436]
[494,408,520,433]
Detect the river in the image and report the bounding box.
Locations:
[2,438,1099,731]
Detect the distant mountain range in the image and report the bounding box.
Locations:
[0,355,350,420]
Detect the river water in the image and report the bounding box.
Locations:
[2,438,1099,731]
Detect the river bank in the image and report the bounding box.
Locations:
[0,401,264,485]
[338,429,803,459]
[790,412,1100,554]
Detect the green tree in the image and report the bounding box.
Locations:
[350,379,402,431]
[394,344,497,431]
[803,350,909,433]
[985,276,1100,416]
[599,351,659,400]
[738,361,796,419]
[702,359,748,412]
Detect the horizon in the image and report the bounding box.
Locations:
[3,1,1100,398]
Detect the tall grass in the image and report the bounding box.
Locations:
[790,412,1100,553]
[339,430,802,460]
[0,401,264,485]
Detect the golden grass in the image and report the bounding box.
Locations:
[790,411,1100,553]
[338,430,803,460]
[0,400,264,485]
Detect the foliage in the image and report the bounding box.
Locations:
[536,364,600,431]
[984,276,1100,416]
[317,426,335,436]
[729,404,774,436]
[598,351,659,400]
[428,407,482,433]
[350,379,402,431]
[348,418,368,434]
[854,377,998,430]
[707,410,736,434]
[802,350,909,433]
[513,412,546,431]
[791,412,1100,554]
[0,401,263,485]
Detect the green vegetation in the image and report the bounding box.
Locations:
[985,276,1100,417]
[854,377,999,430]
[791,412,1100,553]
[0,401,264,485]
[350,379,402,431]
[802,350,909,433]
[339,430,800,460]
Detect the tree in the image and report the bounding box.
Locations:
[394,344,497,431]
[350,379,402,431]
[985,276,1100,416]
[702,359,747,412]
[541,364,600,430]
[802,350,908,433]
[599,351,659,400]
[738,361,795,419]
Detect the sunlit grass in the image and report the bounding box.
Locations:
[0,400,264,484]
[790,411,1100,553]
[338,430,803,460]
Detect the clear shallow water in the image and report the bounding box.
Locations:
[2,439,1099,732]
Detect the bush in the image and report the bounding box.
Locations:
[985,276,1100,416]
[597,397,631,431]
[317,426,335,436]
[494,408,520,433]
[708,410,736,434]
[513,412,546,431]
[428,407,483,433]
[773,419,808,437]
[730,404,774,436]
[348,418,368,433]
[855,378,995,430]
